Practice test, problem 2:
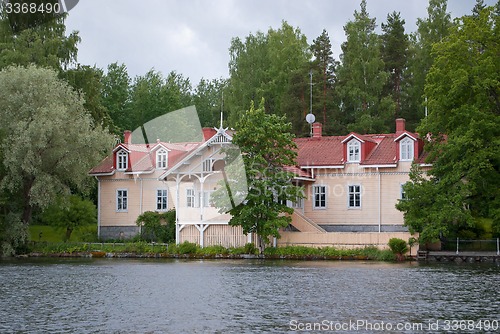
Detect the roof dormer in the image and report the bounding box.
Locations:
[116,149,129,171]
[341,133,376,163]
[394,133,419,162]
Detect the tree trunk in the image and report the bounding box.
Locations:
[22,176,35,225]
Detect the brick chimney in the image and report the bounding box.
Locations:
[124,130,132,144]
[396,118,406,133]
[312,122,322,138]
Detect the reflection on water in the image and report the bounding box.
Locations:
[0,259,498,333]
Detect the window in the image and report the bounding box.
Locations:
[157,189,168,211]
[400,183,407,200]
[117,150,128,170]
[202,159,213,172]
[347,140,360,162]
[186,188,196,208]
[116,189,128,211]
[400,138,414,161]
[156,149,168,169]
[348,185,361,208]
[313,185,326,209]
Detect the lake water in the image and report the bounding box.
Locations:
[0,258,499,333]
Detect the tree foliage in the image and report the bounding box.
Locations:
[310,29,338,134]
[0,11,80,71]
[226,21,311,133]
[136,209,176,243]
[397,5,500,242]
[0,65,114,226]
[381,11,409,121]
[336,0,391,134]
[221,99,304,252]
[41,195,97,241]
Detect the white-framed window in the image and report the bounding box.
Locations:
[156,149,168,169]
[117,150,128,170]
[186,188,196,208]
[202,159,213,172]
[348,185,361,208]
[313,185,327,209]
[156,189,168,211]
[347,140,361,162]
[400,138,414,161]
[400,183,407,200]
[116,189,128,212]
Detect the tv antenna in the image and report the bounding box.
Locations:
[306,69,315,137]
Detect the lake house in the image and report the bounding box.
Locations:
[89,118,426,249]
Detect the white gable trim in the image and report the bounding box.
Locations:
[394,132,418,142]
[341,134,365,144]
[159,128,232,179]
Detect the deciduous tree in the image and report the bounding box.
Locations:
[0,65,114,227]
[217,99,304,252]
[397,5,500,242]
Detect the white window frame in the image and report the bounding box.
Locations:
[313,185,327,209]
[156,149,168,169]
[186,188,196,208]
[116,189,128,212]
[400,138,414,161]
[400,183,407,200]
[347,140,361,162]
[117,150,128,171]
[348,185,361,209]
[156,189,168,211]
[202,159,213,172]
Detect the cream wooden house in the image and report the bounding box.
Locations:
[90,118,427,249]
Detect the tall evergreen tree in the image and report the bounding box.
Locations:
[381,12,408,123]
[404,0,453,130]
[336,0,391,133]
[310,29,337,134]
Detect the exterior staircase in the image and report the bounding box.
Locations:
[289,210,326,233]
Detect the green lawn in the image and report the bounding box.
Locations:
[29,225,98,242]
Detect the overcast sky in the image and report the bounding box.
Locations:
[64,0,494,85]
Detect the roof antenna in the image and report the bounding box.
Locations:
[220,91,224,129]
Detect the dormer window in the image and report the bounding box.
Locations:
[347,140,361,162]
[156,149,168,169]
[400,138,414,161]
[117,150,128,170]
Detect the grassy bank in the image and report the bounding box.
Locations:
[25,241,398,261]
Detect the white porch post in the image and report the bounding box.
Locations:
[195,224,209,248]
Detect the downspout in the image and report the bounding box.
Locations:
[175,176,180,245]
[139,176,143,235]
[377,167,381,233]
[95,176,101,239]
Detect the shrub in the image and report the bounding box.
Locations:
[136,209,176,243]
[200,245,228,256]
[176,241,199,255]
[388,238,408,258]
[244,243,258,255]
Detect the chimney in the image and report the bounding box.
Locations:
[312,122,322,138]
[124,130,132,145]
[396,118,406,133]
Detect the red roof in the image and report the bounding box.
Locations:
[89,140,201,175]
[294,130,424,167]
[295,136,344,166]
